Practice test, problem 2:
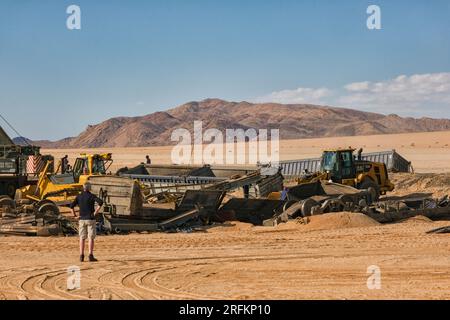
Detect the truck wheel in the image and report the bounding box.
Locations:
[360,180,380,202]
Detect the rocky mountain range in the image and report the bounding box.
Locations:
[17,99,450,148]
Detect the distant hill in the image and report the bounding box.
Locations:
[12,137,33,146]
[12,136,54,148]
[23,99,450,148]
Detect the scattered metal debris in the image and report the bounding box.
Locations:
[119,164,283,198]
[100,188,225,234]
[0,201,77,236]
[426,226,450,234]
[362,195,450,223]
[1,153,449,236]
[217,198,285,226]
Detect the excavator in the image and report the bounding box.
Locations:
[296,148,394,200]
[15,153,113,208]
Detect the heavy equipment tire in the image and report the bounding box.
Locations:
[360,179,380,202]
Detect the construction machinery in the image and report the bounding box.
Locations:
[0,125,41,199]
[15,153,113,206]
[297,148,394,200]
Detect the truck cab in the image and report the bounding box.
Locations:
[321,149,356,181]
[71,153,112,183]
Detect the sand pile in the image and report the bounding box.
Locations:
[297,212,380,231]
[399,215,433,224]
[389,173,450,197]
[209,213,380,233]
[207,221,254,233]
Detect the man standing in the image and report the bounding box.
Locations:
[145,155,151,165]
[61,155,69,174]
[70,182,103,262]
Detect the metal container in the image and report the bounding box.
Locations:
[279,157,322,177]
[360,150,411,173]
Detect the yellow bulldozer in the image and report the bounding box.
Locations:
[15,153,113,206]
[296,148,394,200]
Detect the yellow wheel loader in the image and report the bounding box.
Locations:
[297,148,394,200]
[15,153,113,206]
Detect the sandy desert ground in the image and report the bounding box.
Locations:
[42,130,450,173]
[1,214,450,300]
[1,131,450,300]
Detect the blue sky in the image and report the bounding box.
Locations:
[0,0,449,140]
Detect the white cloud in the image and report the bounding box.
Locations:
[253,72,450,117]
[344,81,370,92]
[253,87,332,105]
[339,72,450,116]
